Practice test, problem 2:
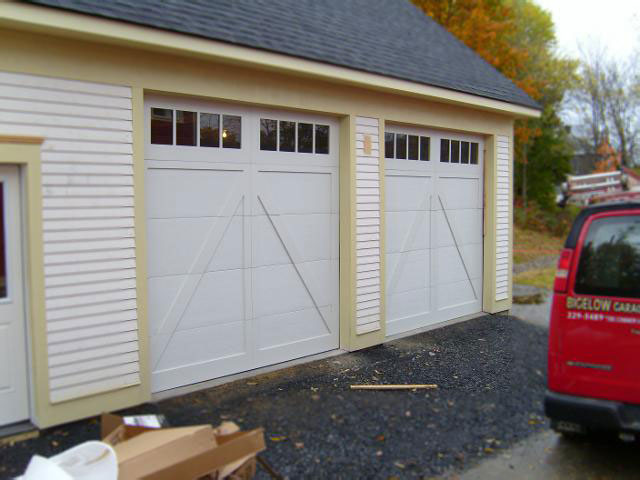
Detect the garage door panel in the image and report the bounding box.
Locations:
[437,177,480,210]
[147,218,213,277]
[252,213,334,268]
[148,275,184,336]
[387,288,431,335]
[178,270,245,331]
[433,209,482,248]
[146,167,247,218]
[385,211,429,254]
[256,305,332,351]
[387,250,429,294]
[256,170,335,215]
[385,174,432,211]
[435,244,483,285]
[206,215,246,273]
[252,260,333,319]
[436,278,482,311]
[154,321,248,372]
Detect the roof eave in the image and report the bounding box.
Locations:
[0,2,541,119]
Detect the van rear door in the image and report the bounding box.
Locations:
[559,211,640,404]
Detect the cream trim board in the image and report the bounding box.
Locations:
[0,3,540,119]
[131,87,151,402]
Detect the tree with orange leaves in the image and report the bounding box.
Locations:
[413,0,577,209]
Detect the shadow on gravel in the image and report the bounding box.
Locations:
[0,315,550,479]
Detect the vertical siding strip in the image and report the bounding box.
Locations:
[495,135,510,301]
[355,117,382,335]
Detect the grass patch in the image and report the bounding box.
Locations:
[514,226,564,265]
[513,266,556,289]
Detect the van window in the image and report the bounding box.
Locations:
[574,215,640,298]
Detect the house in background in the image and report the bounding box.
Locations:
[0,0,539,429]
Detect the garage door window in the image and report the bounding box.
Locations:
[151,108,241,149]
[260,118,330,154]
[200,113,220,147]
[151,108,173,145]
[451,140,461,163]
[440,138,480,164]
[315,125,330,154]
[385,131,430,161]
[176,111,196,146]
[298,123,314,153]
[222,115,242,149]
[440,139,450,162]
[420,136,430,161]
[470,143,479,164]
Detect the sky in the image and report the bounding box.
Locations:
[534,0,640,61]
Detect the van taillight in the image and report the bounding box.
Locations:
[554,248,574,293]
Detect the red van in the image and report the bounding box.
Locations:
[546,202,640,438]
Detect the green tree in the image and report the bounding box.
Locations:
[514,106,573,210]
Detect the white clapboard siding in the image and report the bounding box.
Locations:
[495,135,510,301]
[355,117,382,335]
[0,71,140,404]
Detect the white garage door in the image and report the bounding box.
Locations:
[384,126,483,336]
[145,97,339,392]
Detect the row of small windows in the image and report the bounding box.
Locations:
[151,108,242,149]
[440,139,479,164]
[260,119,329,154]
[150,108,331,155]
[385,132,430,161]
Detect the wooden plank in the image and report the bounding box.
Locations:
[44,248,136,266]
[48,320,138,345]
[44,258,136,276]
[50,351,139,378]
[42,174,134,186]
[45,288,137,310]
[355,322,381,335]
[0,123,133,143]
[46,277,137,298]
[356,285,380,296]
[42,152,133,165]
[0,98,132,120]
[350,384,437,390]
[0,111,132,131]
[0,84,131,108]
[42,163,133,175]
[48,341,138,366]
[47,330,138,354]
[42,140,133,155]
[47,309,137,333]
[43,217,135,232]
[0,71,132,97]
[50,373,140,404]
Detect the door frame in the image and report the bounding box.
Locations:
[0,136,44,427]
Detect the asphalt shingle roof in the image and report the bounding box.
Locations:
[24,0,540,109]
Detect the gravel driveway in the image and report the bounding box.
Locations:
[0,315,549,479]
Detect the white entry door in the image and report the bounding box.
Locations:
[0,165,29,426]
[385,126,484,336]
[145,97,339,392]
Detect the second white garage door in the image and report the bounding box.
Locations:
[145,97,339,392]
[385,126,484,336]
